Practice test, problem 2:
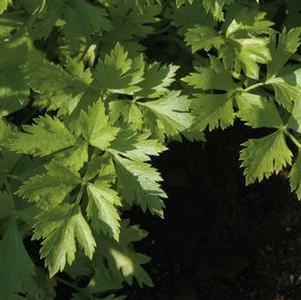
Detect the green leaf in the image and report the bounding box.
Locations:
[8,115,76,157]
[114,156,166,217]
[99,1,161,56]
[52,141,89,172]
[87,182,121,240]
[63,0,112,41]
[109,130,167,162]
[202,0,235,20]
[79,100,119,150]
[0,217,34,299]
[290,152,301,200]
[288,101,301,133]
[0,191,15,219]
[222,37,271,80]
[33,205,96,277]
[267,27,301,78]
[185,25,224,53]
[26,268,57,300]
[23,51,90,115]
[140,91,194,140]
[17,164,81,209]
[136,62,179,98]
[184,65,236,91]
[93,43,144,94]
[226,7,273,35]
[266,68,301,110]
[176,0,193,8]
[236,93,283,128]
[191,93,235,131]
[0,64,29,116]
[98,223,153,287]
[240,130,292,184]
[0,0,11,14]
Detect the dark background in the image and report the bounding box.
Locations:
[121,122,301,300]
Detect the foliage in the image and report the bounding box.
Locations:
[0,0,301,299]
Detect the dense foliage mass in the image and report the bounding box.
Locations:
[0,0,301,298]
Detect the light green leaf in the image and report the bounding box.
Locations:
[267,27,301,78]
[52,141,89,172]
[87,182,121,240]
[183,63,236,91]
[33,205,96,277]
[79,100,119,150]
[109,130,167,162]
[0,0,11,14]
[288,100,301,133]
[17,164,81,209]
[289,152,301,200]
[23,51,89,115]
[136,62,179,98]
[192,93,234,131]
[202,0,235,20]
[114,156,166,217]
[185,25,224,53]
[240,130,292,184]
[93,43,144,94]
[266,68,301,110]
[8,115,76,157]
[140,91,194,140]
[236,93,283,128]
[222,37,271,80]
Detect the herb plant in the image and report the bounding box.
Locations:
[0,0,301,299]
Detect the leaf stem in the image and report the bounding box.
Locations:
[242,82,265,93]
[285,129,301,149]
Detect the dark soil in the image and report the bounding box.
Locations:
[121,123,301,300]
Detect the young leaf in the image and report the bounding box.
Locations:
[33,205,96,277]
[93,43,144,94]
[79,100,119,150]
